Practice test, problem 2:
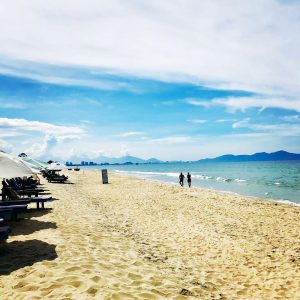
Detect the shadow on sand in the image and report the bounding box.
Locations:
[15,208,54,220]
[9,219,57,236]
[25,208,53,217]
[48,182,74,185]
[0,239,57,275]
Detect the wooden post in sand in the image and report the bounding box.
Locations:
[101,169,108,184]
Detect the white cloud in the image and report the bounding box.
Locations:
[216,118,237,123]
[79,120,95,125]
[0,118,84,137]
[120,131,145,137]
[232,118,251,129]
[0,65,133,91]
[187,119,207,124]
[146,136,192,144]
[281,115,300,122]
[0,0,299,101]
[232,118,300,136]
[186,97,300,112]
[0,100,27,109]
[0,139,14,153]
[25,134,58,157]
[0,129,23,138]
[185,99,212,108]
[216,97,300,112]
[0,118,85,158]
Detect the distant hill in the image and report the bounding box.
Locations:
[198,150,300,162]
[96,155,163,164]
[47,150,300,165]
[64,155,163,165]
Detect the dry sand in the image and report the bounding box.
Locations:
[0,170,299,299]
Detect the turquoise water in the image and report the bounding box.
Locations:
[85,161,300,204]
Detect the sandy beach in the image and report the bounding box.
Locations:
[0,170,299,299]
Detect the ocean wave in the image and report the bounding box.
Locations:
[216,177,233,182]
[115,170,246,183]
[114,170,178,177]
[276,199,300,207]
[235,178,247,183]
[192,174,213,180]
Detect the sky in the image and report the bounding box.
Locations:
[0,0,300,161]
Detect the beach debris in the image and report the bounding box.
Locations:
[179,288,193,296]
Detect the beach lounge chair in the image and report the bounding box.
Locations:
[0,197,52,209]
[2,180,46,198]
[1,188,53,208]
[47,174,68,183]
[42,170,68,183]
[13,177,39,188]
[0,226,11,242]
[7,178,46,193]
[3,185,49,201]
[0,205,28,221]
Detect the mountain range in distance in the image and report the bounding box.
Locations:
[66,155,162,165]
[66,150,300,165]
[197,150,300,162]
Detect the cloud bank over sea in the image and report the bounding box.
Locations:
[0,0,299,160]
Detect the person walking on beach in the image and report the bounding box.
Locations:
[187,172,191,188]
[179,172,185,186]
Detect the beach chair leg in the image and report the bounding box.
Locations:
[11,212,17,221]
[42,202,44,209]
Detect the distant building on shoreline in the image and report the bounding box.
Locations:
[66,161,97,166]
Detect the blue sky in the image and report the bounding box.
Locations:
[0,0,299,161]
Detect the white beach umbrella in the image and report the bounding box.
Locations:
[18,153,48,169]
[47,162,67,171]
[20,160,41,174]
[0,151,34,178]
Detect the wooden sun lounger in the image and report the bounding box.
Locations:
[4,188,41,198]
[0,226,11,242]
[48,177,68,183]
[0,205,28,221]
[0,197,53,209]
[0,208,15,220]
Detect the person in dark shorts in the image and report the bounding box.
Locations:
[187,172,191,188]
[179,172,185,186]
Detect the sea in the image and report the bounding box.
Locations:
[84,161,300,205]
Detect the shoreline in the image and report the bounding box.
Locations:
[110,170,300,208]
[1,170,299,299]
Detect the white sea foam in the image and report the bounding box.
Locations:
[192,174,212,180]
[276,199,300,207]
[115,170,178,177]
[216,176,233,182]
[117,170,245,184]
[235,178,246,183]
